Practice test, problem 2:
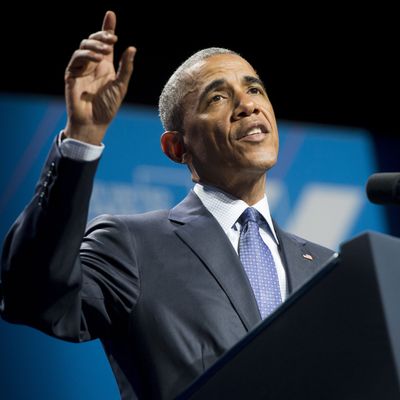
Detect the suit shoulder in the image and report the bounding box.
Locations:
[86,210,170,231]
[279,228,335,257]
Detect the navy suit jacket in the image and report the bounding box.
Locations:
[1,140,334,399]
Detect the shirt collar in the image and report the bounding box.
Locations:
[193,183,279,244]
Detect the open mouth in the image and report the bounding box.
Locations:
[238,124,269,141]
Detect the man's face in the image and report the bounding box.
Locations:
[181,53,279,187]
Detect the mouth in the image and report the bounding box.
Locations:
[237,123,270,142]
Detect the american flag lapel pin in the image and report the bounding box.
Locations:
[302,253,313,261]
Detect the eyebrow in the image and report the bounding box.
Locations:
[199,79,226,104]
[199,75,266,104]
[243,75,266,91]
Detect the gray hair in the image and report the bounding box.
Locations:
[158,47,238,132]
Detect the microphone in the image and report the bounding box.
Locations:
[366,173,400,205]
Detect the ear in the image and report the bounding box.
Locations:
[160,131,186,163]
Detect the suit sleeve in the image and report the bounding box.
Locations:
[0,138,139,342]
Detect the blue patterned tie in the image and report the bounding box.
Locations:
[238,207,282,319]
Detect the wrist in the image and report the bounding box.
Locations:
[59,130,104,161]
[64,122,107,146]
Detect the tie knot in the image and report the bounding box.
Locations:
[239,207,261,225]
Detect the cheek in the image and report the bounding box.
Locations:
[194,122,229,151]
[184,111,233,158]
[214,119,233,147]
[184,128,215,162]
[267,133,279,157]
[265,135,280,166]
[269,132,279,151]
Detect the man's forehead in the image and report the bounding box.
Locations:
[191,54,255,77]
[183,54,258,94]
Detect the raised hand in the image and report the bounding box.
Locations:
[64,11,136,145]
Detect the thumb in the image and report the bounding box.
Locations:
[115,47,136,93]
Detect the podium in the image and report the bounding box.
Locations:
[177,232,400,399]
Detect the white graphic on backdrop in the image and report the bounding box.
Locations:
[89,165,192,218]
[90,182,173,217]
[285,183,364,249]
[132,165,193,189]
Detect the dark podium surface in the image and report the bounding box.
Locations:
[177,231,400,400]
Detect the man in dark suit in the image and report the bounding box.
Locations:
[0,10,334,400]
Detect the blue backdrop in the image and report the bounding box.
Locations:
[0,94,388,399]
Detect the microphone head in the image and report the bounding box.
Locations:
[366,172,400,205]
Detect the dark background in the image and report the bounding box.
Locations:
[2,3,399,234]
[2,3,399,134]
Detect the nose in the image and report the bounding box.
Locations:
[232,92,259,120]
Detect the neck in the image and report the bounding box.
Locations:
[200,173,267,205]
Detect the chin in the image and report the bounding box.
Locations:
[250,153,278,171]
[238,160,276,175]
[265,156,278,170]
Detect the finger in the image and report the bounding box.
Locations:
[80,39,113,55]
[65,50,103,76]
[115,47,137,92]
[102,10,116,33]
[88,30,118,44]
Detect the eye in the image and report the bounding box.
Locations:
[210,94,223,103]
[248,87,262,95]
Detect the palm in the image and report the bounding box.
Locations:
[66,56,120,126]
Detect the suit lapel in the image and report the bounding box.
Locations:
[274,223,323,293]
[169,192,261,331]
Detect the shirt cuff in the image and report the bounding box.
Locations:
[58,131,104,161]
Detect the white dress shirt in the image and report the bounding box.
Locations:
[194,183,287,300]
[58,132,104,161]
